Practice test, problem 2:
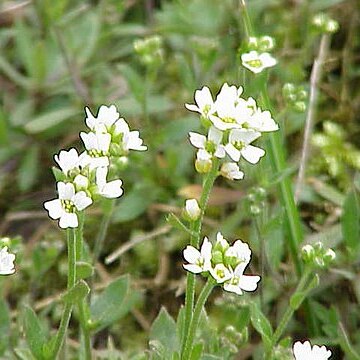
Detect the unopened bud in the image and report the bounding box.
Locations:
[183,199,201,221]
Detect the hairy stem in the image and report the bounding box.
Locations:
[182,279,214,359]
[51,229,76,359]
[181,158,219,353]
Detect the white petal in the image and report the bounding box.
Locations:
[126,131,147,151]
[97,133,111,152]
[44,199,64,220]
[293,341,312,359]
[223,282,243,295]
[97,104,119,127]
[59,212,78,229]
[195,86,213,111]
[189,132,206,149]
[238,275,261,292]
[200,237,212,260]
[87,156,109,170]
[241,145,265,164]
[114,118,130,135]
[100,180,123,198]
[208,126,223,144]
[57,182,75,200]
[85,106,97,130]
[224,144,241,162]
[80,132,96,150]
[185,103,200,113]
[230,129,261,144]
[259,52,277,68]
[72,191,92,211]
[214,145,225,158]
[183,246,201,264]
[183,264,203,274]
[74,174,89,189]
[96,167,108,188]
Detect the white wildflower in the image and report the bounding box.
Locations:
[183,237,212,274]
[220,162,244,180]
[95,167,123,199]
[0,247,15,275]
[241,51,277,74]
[44,182,92,229]
[113,118,147,152]
[293,340,332,360]
[247,110,279,132]
[224,129,265,164]
[210,263,232,283]
[80,132,110,169]
[54,148,82,176]
[189,126,225,158]
[85,105,120,133]
[184,199,201,221]
[185,86,215,119]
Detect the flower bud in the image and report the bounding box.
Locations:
[302,244,315,263]
[183,199,201,221]
[259,36,275,52]
[195,149,212,173]
[220,162,244,180]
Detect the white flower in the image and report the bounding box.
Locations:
[225,240,251,265]
[44,182,92,229]
[73,174,89,190]
[80,132,110,169]
[189,126,225,158]
[95,167,123,199]
[85,105,120,133]
[0,247,15,275]
[210,263,232,283]
[224,129,265,164]
[114,118,147,152]
[247,110,279,132]
[223,262,261,295]
[209,83,246,131]
[293,340,332,360]
[215,232,230,251]
[195,149,212,173]
[184,199,201,221]
[220,162,244,180]
[54,148,82,176]
[183,237,212,274]
[185,86,215,118]
[241,51,277,74]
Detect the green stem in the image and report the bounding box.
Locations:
[271,267,312,347]
[76,215,92,360]
[51,229,77,359]
[181,159,219,353]
[182,279,214,360]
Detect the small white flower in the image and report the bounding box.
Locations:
[223,263,261,295]
[210,263,232,283]
[248,110,279,132]
[293,340,332,360]
[0,247,15,275]
[220,162,244,180]
[189,126,225,158]
[215,232,230,251]
[73,174,89,190]
[241,51,277,74]
[95,167,123,199]
[44,182,92,229]
[185,86,215,118]
[184,199,201,221]
[224,129,265,164]
[183,237,212,274]
[114,118,147,152]
[225,240,251,265]
[195,149,212,173]
[54,148,82,176]
[209,83,245,131]
[85,105,120,133]
[80,132,111,169]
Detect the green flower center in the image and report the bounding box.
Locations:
[233,140,246,150]
[245,59,262,68]
[203,104,211,116]
[216,268,226,279]
[205,140,216,154]
[196,258,205,267]
[61,199,75,213]
[222,117,236,124]
[230,276,239,285]
[88,149,107,158]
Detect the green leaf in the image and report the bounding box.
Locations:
[0,300,10,355]
[51,166,66,182]
[290,291,306,310]
[13,348,37,360]
[190,342,203,360]
[149,307,180,354]
[24,107,78,134]
[17,145,39,192]
[62,280,90,304]
[112,184,157,223]
[342,189,360,254]
[250,303,273,349]
[76,261,94,280]
[90,275,139,331]
[22,306,48,360]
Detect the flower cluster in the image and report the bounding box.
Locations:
[44,105,146,229]
[183,232,260,295]
[293,340,332,360]
[0,246,16,275]
[185,83,278,179]
[301,242,336,269]
[240,35,277,74]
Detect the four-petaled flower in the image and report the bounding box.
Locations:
[44,182,92,228]
[293,340,332,360]
[185,86,216,119]
[54,148,82,176]
[113,118,148,152]
[183,237,212,274]
[189,126,225,158]
[0,247,15,275]
[241,51,277,74]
